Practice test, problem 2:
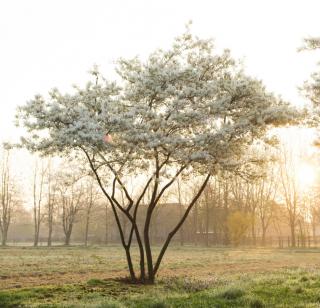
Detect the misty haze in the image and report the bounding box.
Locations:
[1,1,320,307]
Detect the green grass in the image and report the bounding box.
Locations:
[2,270,320,307]
[2,246,320,307]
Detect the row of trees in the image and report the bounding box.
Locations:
[2,144,319,249]
[0,150,19,246]
[0,152,107,246]
[194,157,320,248]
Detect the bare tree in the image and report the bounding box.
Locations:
[104,202,109,244]
[0,149,19,246]
[83,178,100,246]
[0,150,12,246]
[280,148,299,248]
[257,170,278,246]
[47,160,56,246]
[176,178,184,246]
[57,173,83,246]
[32,159,46,246]
[200,182,215,247]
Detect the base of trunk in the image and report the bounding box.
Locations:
[115,276,155,285]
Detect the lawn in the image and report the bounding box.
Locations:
[1,245,320,307]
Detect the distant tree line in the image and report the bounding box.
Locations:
[2,146,320,250]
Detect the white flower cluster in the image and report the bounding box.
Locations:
[17,30,298,177]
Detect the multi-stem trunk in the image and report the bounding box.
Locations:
[110,171,209,284]
[83,148,210,284]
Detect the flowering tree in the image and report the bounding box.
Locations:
[17,30,297,283]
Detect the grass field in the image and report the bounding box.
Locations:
[1,245,320,307]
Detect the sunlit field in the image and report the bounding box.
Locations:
[2,245,320,307]
[3,1,320,307]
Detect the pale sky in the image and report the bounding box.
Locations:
[0,0,320,175]
[1,0,320,141]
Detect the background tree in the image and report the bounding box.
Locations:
[32,159,46,246]
[104,202,110,245]
[279,147,299,247]
[0,149,20,246]
[256,166,278,246]
[176,177,185,246]
[227,211,251,246]
[56,170,84,246]
[0,150,12,246]
[82,177,100,246]
[46,159,57,246]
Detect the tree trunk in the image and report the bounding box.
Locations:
[47,221,53,247]
[1,228,7,246]
[144,207,155,283]
[65,232,71,246]
[34,228,39,247]
[262,227,267,246]
[193,204,198,246]
[154,215,158,244]
[251,215,256,246]
[223,182,229,245]
[47,204,53,246]
[105,205,108,245]
[34,217,41,247]
[177,180,184,246]
[179,204,184,246]
[312,221,316,247]
[64,225,73,246]
[290,222,296,248]
[205,201,209,247]
[85,214,90,246]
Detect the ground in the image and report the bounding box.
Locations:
[1,245,320,307]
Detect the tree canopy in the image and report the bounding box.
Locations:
[18,30,296,173]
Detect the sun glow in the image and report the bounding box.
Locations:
[297,163,317,190]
